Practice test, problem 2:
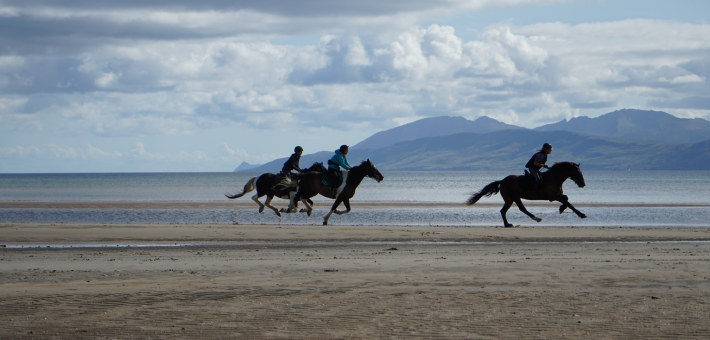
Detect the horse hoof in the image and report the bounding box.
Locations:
[559,205,567,214]
[504,224,514,228]
[323,221,328,225]
[579,214,587,219]
[299,209,307,213]
[276,212,282,217]
[308,210,312,217]
[533,217,542,223]
[259,207,264,213]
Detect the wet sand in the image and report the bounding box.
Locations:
[1,221,709,339]
[2,200,708,210]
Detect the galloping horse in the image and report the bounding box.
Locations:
[279,159,384,225]
[466,162,587,227]
[225,162,326,217]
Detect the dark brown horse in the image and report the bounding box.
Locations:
[466,162,587,227]
[279,159,384,225]
[225,162,326,217]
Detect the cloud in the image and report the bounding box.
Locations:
[1,2,708,148]
[0,145,41,157]
[220,142,281,164]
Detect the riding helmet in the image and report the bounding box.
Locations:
[295,146,303,153]
[543,143,553,150]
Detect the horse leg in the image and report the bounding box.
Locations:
[323,197,344,225]
[514,198,542,223]
[301,198,314,213]
[300,198,313,216]
[252,194,265,213]
[555,195,587,218]
[264,195,282,217]
[282,191,297,213]
[500,199,514,228]
[292,192,299,211]
[334,199,351,215]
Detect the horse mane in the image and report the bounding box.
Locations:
[547,161,578,176]
[306,162,326,172]
[349,160,371,172]
[342,160,373,182]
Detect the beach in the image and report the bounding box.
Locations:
[1,216,709,339]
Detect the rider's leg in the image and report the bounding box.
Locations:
[329,168,339,197]
[531,170,541,197]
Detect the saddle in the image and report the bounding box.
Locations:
[519,170,542,190]
[321,170,344,188]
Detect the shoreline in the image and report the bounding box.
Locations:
[2,200,709,209]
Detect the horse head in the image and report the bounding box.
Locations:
[364,159,384,182]
[306,162,326,173]
[551,162,585,188]
[570,162,585,188]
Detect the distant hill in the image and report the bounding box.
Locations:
[233,161,262,172]
[352,116,525,150]
[534,109,710,144]
[354,130,710,171]
[244,130,710,172]
[241,110,710,172]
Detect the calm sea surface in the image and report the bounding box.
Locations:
[1,171,709,227]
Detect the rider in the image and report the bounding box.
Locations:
[281,146,304,178]
[328,145,352,196]
[525,143,552,197]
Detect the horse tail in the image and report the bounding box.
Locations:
[225,176,257,199]
[466,181,501,205]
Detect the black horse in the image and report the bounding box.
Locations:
[278,159,384,225]
[225,162,326,217]
[466,162,587,227]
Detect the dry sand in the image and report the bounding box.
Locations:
[1,217,710,338]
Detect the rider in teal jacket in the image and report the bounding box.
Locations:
[328,145,352,196]
[329,148,351,171]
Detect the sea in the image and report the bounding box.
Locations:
[1,171,709,228]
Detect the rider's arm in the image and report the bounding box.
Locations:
[533,154,546,168]
[333,154,351,170]
[291,155,303,172]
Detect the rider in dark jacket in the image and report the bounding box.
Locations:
[281,146,304,178]
[525,143,552,197]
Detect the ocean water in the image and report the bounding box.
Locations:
[1,171,709,227]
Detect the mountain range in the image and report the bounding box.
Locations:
[534,109,710,144]
[352,116,525,149]
[239,109,710,172]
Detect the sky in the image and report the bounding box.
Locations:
[1,0,708,173]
